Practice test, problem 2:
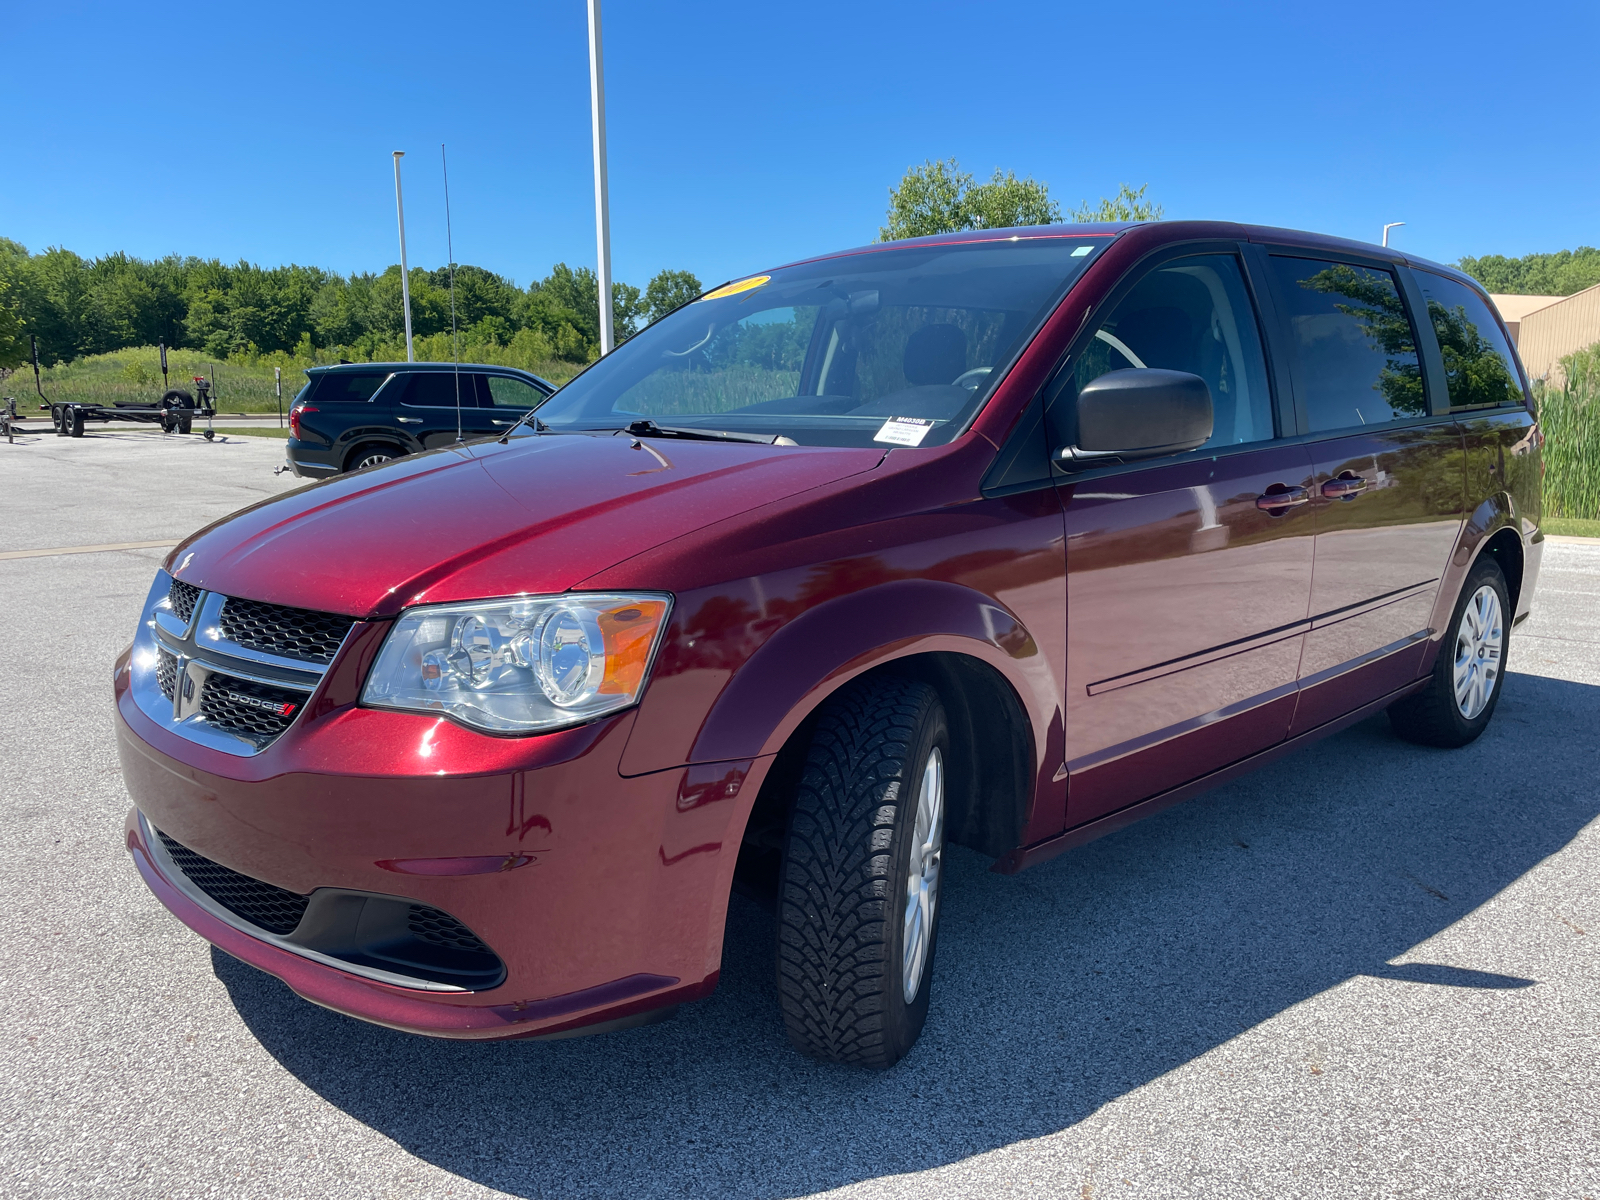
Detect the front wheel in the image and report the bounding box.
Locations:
[1389,556,1509,748]
[777,675,948,1068]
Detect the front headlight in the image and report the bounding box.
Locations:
[361,592,672,734]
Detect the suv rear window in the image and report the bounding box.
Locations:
[1414,272,1525,411]
[306,372,391,404]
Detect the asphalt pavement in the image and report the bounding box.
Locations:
[2,430,1596,1199]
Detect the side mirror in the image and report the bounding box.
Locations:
[1056,368,1213,465]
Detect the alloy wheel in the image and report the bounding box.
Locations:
[1453,584,1503,719]
[901,746,944,1003]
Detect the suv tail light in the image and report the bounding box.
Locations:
[290,405,316,439]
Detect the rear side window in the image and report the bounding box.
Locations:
[1414,272,1525,410]
[1053,253,1273,451]
[484,376,547,408]
[309,372,390,403]
[400,373,483,408]
[1269,257,1425,431]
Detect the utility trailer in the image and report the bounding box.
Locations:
[48,377,218,440]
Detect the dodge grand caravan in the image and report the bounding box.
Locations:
[116,221,1541,1067]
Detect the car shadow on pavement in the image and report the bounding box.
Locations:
[214,670,1599,1199]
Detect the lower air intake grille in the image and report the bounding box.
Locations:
[219,597,356,664]
[169,578,201,624]
[200,673,305,744]
[156,830,309,936]
[156,649,179,701]
[408,905,491,955]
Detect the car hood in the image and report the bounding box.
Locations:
[167,434,885,617]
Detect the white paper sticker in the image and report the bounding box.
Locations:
[873,417,936,446]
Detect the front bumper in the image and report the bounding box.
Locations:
[115,647,766,1040]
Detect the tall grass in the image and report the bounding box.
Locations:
[1538,342,1600,521]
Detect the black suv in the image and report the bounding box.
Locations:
[285,362,555,477]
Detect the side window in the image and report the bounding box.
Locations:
[1414,272,1525,410]
[310,372,390,403]
[400,373,482,408]
[1268,257,1425,431]
[484,376,546,408]
[1050,253,1273,452]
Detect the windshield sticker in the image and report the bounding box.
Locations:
[873,417,936,447]
[1071,245,1095,256]
[700,275,770,301]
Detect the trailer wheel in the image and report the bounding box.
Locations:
[160,389,196,409]
[159,403,177,433]
[178,413,193,435]
[66,407,85,437]
[51,405,64,436]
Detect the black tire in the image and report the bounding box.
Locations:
[160,389,196,409]
[67,407,85,437]
[159,402,177,433]
[1389,557,1509,748]
[51,405,64,436]
[178,413,193,435]
[345,442,402,472]
[777,675,949,1068]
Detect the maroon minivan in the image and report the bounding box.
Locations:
[116,221,1541,1067]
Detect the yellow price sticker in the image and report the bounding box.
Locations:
[700,275,770,301]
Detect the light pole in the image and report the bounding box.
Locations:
[393,151,416,362]
[587,0,614,356]
[1382,221,1405,248]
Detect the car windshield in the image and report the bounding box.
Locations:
[533,236,1110,447]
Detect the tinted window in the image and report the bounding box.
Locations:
[533,238,1106,448]
[1269,257,1424,432]
[1415,272,1525,410]
[1053,253,1273,451]
[310,372,389,403]
[484,376,546,408]
[401,372,482,408]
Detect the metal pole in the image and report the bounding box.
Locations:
[587,0,614,356]
[1382,222,1405,248]
[275,367,283,428]
[393,151,416,362]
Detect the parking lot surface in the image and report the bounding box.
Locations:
[3,431,1596,1199]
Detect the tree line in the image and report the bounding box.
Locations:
[0,236,702,371]
[1455,247,1600,297]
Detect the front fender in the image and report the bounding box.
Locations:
[621,578,1058,778]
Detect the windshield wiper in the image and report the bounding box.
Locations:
[616,419,785,445]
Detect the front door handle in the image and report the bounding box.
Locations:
[1321,473,1368,499]
[1256,484,1310,513]
[397,417,422,424]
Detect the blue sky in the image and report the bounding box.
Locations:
[5,0,1597,290]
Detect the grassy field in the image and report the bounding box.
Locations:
[1,346,585,415]
[1537,344,1600,523]
[1544,516,1600,538]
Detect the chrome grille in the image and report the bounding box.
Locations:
[408,906,491,955]
[156,829,309,936]
[155,648,179,701]
[219,597,356,664]
[200,673,305,743]
[168,578,201,624]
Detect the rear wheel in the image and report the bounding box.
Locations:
[51,405,65,436]
[1389,556,1509,748]
[346,443,402,472]
[777,675,948,1068]
[66,406,85,437]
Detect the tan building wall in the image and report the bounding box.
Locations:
[1515,282,1600,384]
[1489,294,1562,344]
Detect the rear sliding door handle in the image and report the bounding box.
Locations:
[1256,485,1310,513]
[396,417,422,424]
[1321,474,1369,499]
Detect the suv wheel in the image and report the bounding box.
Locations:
[777,675,948,1068]
[1389,556,1509,748]
[347,443,402,472]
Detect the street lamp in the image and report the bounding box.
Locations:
[1382,221,1405,248]
[393,151,416,363]
[587,0,614,356]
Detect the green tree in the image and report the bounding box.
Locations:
[0,276,24,370]
[1457,246,1600,296]
[1300,263,1426,417]
[881,159,1158,240]
[644,268,703,322]
[1069,182,1164,223]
